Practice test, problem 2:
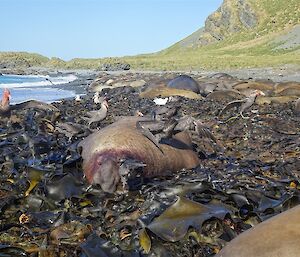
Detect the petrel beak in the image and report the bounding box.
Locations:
[103,100,109,109]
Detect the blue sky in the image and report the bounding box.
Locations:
[0,0,222,60]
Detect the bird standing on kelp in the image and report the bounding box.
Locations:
[82,98,109,127]
[219,90,265,119]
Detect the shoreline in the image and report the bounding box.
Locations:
[1,64,299,104]
[1,63,300,82]
[0,70,97,103]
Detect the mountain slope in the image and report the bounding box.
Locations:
[179,0,257,48]
[168,0,300,52]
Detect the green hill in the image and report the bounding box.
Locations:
[0,52,49,69]
[1,0,299,70]
[134,0,300,70]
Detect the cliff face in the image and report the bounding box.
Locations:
[201,0,257,43]
[178,0,257,48]
[176,0,300,49]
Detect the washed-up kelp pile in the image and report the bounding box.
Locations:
[0,74,299,257]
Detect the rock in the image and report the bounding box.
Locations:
[190,0,257,46]
[238,0,257,28]
[100,62,130,71]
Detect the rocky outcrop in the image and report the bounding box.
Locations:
[0,52,49,70]
[178,0,257,47]
[200,0,257,44]
[99,62,130,71]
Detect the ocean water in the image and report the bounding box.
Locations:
[0,74,77,104]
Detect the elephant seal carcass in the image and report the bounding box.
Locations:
[216,205,300,257]
[78,117,200,193]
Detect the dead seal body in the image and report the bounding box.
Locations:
[78,117,200,193]
[216,205,300,257]
[167,75,200,94]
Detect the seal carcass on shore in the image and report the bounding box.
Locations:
[78,116,200,193]
[216,205,300,257]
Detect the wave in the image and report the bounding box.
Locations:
[0,74,77,89]
[9,87,77,104]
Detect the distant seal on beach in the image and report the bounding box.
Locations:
[216,205,300,257]
[78,116,200,193]
[209,73,234,80]
[167,75,200,94]
[140,86,202,100]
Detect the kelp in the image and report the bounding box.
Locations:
[0,73,299,256]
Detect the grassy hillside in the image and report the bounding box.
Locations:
[0,52,49,68]
[1,0,299,71]
[149,0,300,69]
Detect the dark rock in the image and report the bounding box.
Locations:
[100,62,130,71]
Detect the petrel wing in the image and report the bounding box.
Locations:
[194,121,217,143]
[136,120,164,154]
